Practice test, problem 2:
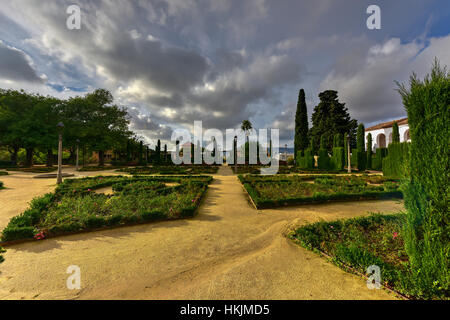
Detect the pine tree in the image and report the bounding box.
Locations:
[310,90,357,151]
[294,89,309,161]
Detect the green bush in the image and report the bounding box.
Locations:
[0,171,8,176]
[372,148,387,170]
[398,60,449,299]
[0,247,5,263]
[317,149,332,170]
[331,147,345,171]
[382,142,410,178]
[0,181,3,189]
[297,149,314,169]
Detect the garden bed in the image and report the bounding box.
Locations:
[288,213,445,299]
[231,165,361,175]
[239,175,402,209]
[1,175,212,243]
[118,165,219,175]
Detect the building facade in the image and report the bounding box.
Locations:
[365,117,410,152]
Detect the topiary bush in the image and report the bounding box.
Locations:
[366,133,373,170]
[382,142,410,178]
[397,59,449,299]
[297,150,314,169]
[331,147,345,171]
[372,147,387,170]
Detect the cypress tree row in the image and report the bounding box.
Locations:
[397,61,449,298]
[294,89,309,162]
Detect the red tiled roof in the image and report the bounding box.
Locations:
[365,118,408,131]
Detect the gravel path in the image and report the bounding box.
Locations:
[0,166,403,299]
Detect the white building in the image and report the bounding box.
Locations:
[365,117,411,152]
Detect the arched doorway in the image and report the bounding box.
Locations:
[377,134,386,148]
[404,129,410,141]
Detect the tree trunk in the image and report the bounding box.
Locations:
[98,150,105,166]
[46,149,54,167]
[25,148,33,167]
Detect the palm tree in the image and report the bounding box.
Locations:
[241,120,253,138]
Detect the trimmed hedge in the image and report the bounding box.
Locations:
[239,175,403,209]
[331,147,345,171]
[317,149,332,170]
[398,61,449,299]
[372,147,387,170]
[297,150,314,170]
[382,142,410,178]
[1,176,212,242]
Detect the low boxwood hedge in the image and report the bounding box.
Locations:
[1,175,212,242]
[239,174,403,209]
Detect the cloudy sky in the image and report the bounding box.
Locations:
[0,0,449,148]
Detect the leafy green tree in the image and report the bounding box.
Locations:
[310,90,357,151]
[397,60,449,298]
[294,89,309,162]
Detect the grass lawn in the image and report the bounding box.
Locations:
[239,174,402,209]
[1,175,212,242]
[289,213,445,299]
[118,165,219,175]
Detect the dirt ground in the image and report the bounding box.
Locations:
[0,166,404,300]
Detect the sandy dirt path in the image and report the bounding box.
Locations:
[0,166,404,300]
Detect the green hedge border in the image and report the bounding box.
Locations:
[1,175,213,244]
[238,175,403,209]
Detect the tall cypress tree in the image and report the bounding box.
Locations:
[294,89,309,161]
[366,133,373,169]
[392,121,400,143]
[310,90,357,151]
[357,123,365,151]
[156,139,161,163]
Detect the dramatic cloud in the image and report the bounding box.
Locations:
[0,41,42,83]
[0,0,449,146]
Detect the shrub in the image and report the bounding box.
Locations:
[0,171,8,176]
[0,181,3,189]
[331,147,345,171]
[382,142,410,178]
[366,133,373,170]
[317,149,332,170]
[397,60,449,299]
[0,247,5,263]
[297,149,314,169]
[372,147,387,170]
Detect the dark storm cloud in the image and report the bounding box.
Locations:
[0,0,449,140]
[0,41,42,83]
